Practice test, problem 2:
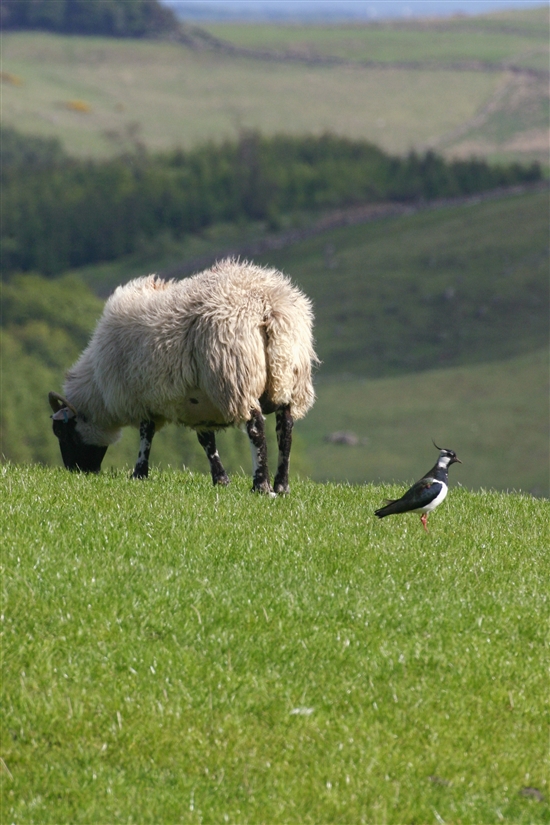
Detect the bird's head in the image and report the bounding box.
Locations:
[433,441,462,466]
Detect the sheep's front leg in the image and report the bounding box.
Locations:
[246,409,273,494]
[133,420,155,479]
[273,404,293,494]
[197,430,230,486]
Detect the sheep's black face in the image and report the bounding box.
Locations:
[49,392,107,473]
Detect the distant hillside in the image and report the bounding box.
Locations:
[195,7,549,72]
[164,0,547,22]
[0,0,177,37]
[60,186,548,379]
[252,188,548,377]
[2,7,547,164]
[304,348,549,496]
[5,128,538,277]
[192,6,549,164]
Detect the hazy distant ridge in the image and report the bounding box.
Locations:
[163,0,546,22]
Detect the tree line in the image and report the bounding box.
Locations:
[0,0,177,37]
[2,128,541,277]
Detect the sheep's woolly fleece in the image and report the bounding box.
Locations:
[64,259,318,446]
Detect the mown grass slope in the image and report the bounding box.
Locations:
[2,465,548,823]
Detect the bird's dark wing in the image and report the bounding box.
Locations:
[375,478,442,517]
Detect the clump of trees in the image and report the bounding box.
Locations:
[1,128,541,277]
[0,0,177,37]
[1,274,103,465]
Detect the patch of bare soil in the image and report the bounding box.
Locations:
[447,133,549,159]
[505,128,549,153]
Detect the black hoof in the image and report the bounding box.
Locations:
[252,480,275,495]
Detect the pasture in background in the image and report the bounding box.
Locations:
[1,4,548,165]
[306,349,549,497]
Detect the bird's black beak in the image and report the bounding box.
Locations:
[451,456,462,465]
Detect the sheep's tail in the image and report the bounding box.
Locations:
[264,291,318,420]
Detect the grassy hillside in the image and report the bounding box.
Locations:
[199,8,549,164]
[201,7,549,69]
[2,466,549,823]
[256,188,549,495]
[2,12,547,164]
[72,188,549,378]
[306,348,549,497]
[254,189,549,377]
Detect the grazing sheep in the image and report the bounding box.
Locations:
[49,259,317,494]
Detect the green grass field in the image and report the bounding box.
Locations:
[0,32,496,157]
[72,188,549,379]
[253,189,549,378]
[194,6,550,164]
[306,348,549,497]
[2,465,549,823]
[2,7,548,164]
[201,7,549,70]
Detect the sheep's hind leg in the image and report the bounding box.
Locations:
[133,420,155,479]
[273,404,293,494]
[246,409,274,495]
[197,430,230,486]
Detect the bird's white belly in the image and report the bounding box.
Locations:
[414,482,448,513]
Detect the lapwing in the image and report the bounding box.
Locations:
[375,443,462,532]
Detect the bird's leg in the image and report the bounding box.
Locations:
[197,430,230,486]
[420,513,429,533]
[133,420,155,478]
